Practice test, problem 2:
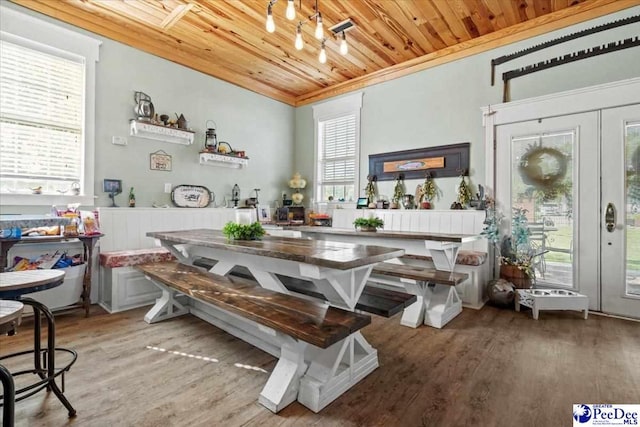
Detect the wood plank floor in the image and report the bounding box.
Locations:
[1,304,638,427]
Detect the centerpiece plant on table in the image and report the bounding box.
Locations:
[353,217,384,232]
[222,221,265,241]
[482,205,545,288]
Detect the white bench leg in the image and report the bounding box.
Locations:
[259,340,308,413]
[143,279,189,324]
[298,331,378,413]
[423,284,462,328]
[400,282,427,328]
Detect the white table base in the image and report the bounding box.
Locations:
[370,275,462,328]
[143,279,378,413]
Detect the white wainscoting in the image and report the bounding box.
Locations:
[98,207,237,251]
[330,209,488,252]
[98,207,237,312]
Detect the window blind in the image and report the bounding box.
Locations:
[0,39,85,194]
[319,114,356,184]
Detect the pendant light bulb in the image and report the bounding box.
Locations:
[295,26,304,50]
[285,0,296,20]
[315,13,324,39]
[319,41,327,64]
[340,32,348,55]
[266,5,275,33]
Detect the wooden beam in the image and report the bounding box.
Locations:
[159,3,194,31]
[295,0,638,106]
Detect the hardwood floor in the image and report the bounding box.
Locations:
[1,304,638,427]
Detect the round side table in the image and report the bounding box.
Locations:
[0,270,77,418]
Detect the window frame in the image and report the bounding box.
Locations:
[312,92,363,205]
[0,5,101,206]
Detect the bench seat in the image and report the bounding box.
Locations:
[99,248,177,313]
[369,262,469,329]
[136,261,376,413]
[136,262,370,349]
[192,258,416,317]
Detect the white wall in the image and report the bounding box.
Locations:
[0,2,295,214]
[294,6,640,208]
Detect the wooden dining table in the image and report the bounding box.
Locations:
[144,228,404,412]
[146,228,404,311]
[286,226,482,272]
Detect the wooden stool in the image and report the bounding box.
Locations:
[1,300,24,427]
[0,270,78,418]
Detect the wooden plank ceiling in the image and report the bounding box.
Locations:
[9,0,638,106]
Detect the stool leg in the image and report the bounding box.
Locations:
[0,363,15,427]
[20,298,77,417]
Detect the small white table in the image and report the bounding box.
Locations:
[515,289,589,320]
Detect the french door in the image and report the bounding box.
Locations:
[601,104,640,318]
[495,107,640,319]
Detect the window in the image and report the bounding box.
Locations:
[0,5,100,206]
[313,93,362,203]
[0,40,84,195]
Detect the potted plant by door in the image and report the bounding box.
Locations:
[482,206,545,289]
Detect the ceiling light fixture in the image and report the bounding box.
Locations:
[265,0,355,65]
[285,0,296,20]
[318,39,327,64]
[339,31,348,55]
[265,0,276,33]
[295,23,304,50]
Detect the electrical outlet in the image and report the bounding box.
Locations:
[164,183,172,193]
[112,136,127,146]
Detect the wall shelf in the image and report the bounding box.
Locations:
[199,152,249,169]
[129,120,195,145]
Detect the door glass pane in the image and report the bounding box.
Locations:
[511,130,575,287]
[625,121,640,296]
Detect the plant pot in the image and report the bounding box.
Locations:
[500,264,532,289]
[357,226,377,232]
[420,201,431,209]
[390,202,399,209]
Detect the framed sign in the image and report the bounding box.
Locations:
[150,150,172,171]
[369,142,470,181]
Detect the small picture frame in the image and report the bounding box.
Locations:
[150,150,172,171]
[258,207,272,223]
[103,179,122,194]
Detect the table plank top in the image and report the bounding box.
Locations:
[0,269,65,292]
[147,229,404,270]
[290,226,481,243]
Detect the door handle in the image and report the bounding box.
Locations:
[605,203,616,232]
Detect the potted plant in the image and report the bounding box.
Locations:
[391,175,404,209]
[417,173,440,209]
[482,205,544,288]
[353,216,384,232]
[222,221,266,241]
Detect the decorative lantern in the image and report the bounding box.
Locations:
[204,120,218,152]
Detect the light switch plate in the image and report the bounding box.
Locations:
[164,183,172,193]
[112,136,127,146]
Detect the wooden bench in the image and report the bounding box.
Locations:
[369,262,469,329]
[192,257,416,318]
[99,248,176,313]
[136,261,373,413]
